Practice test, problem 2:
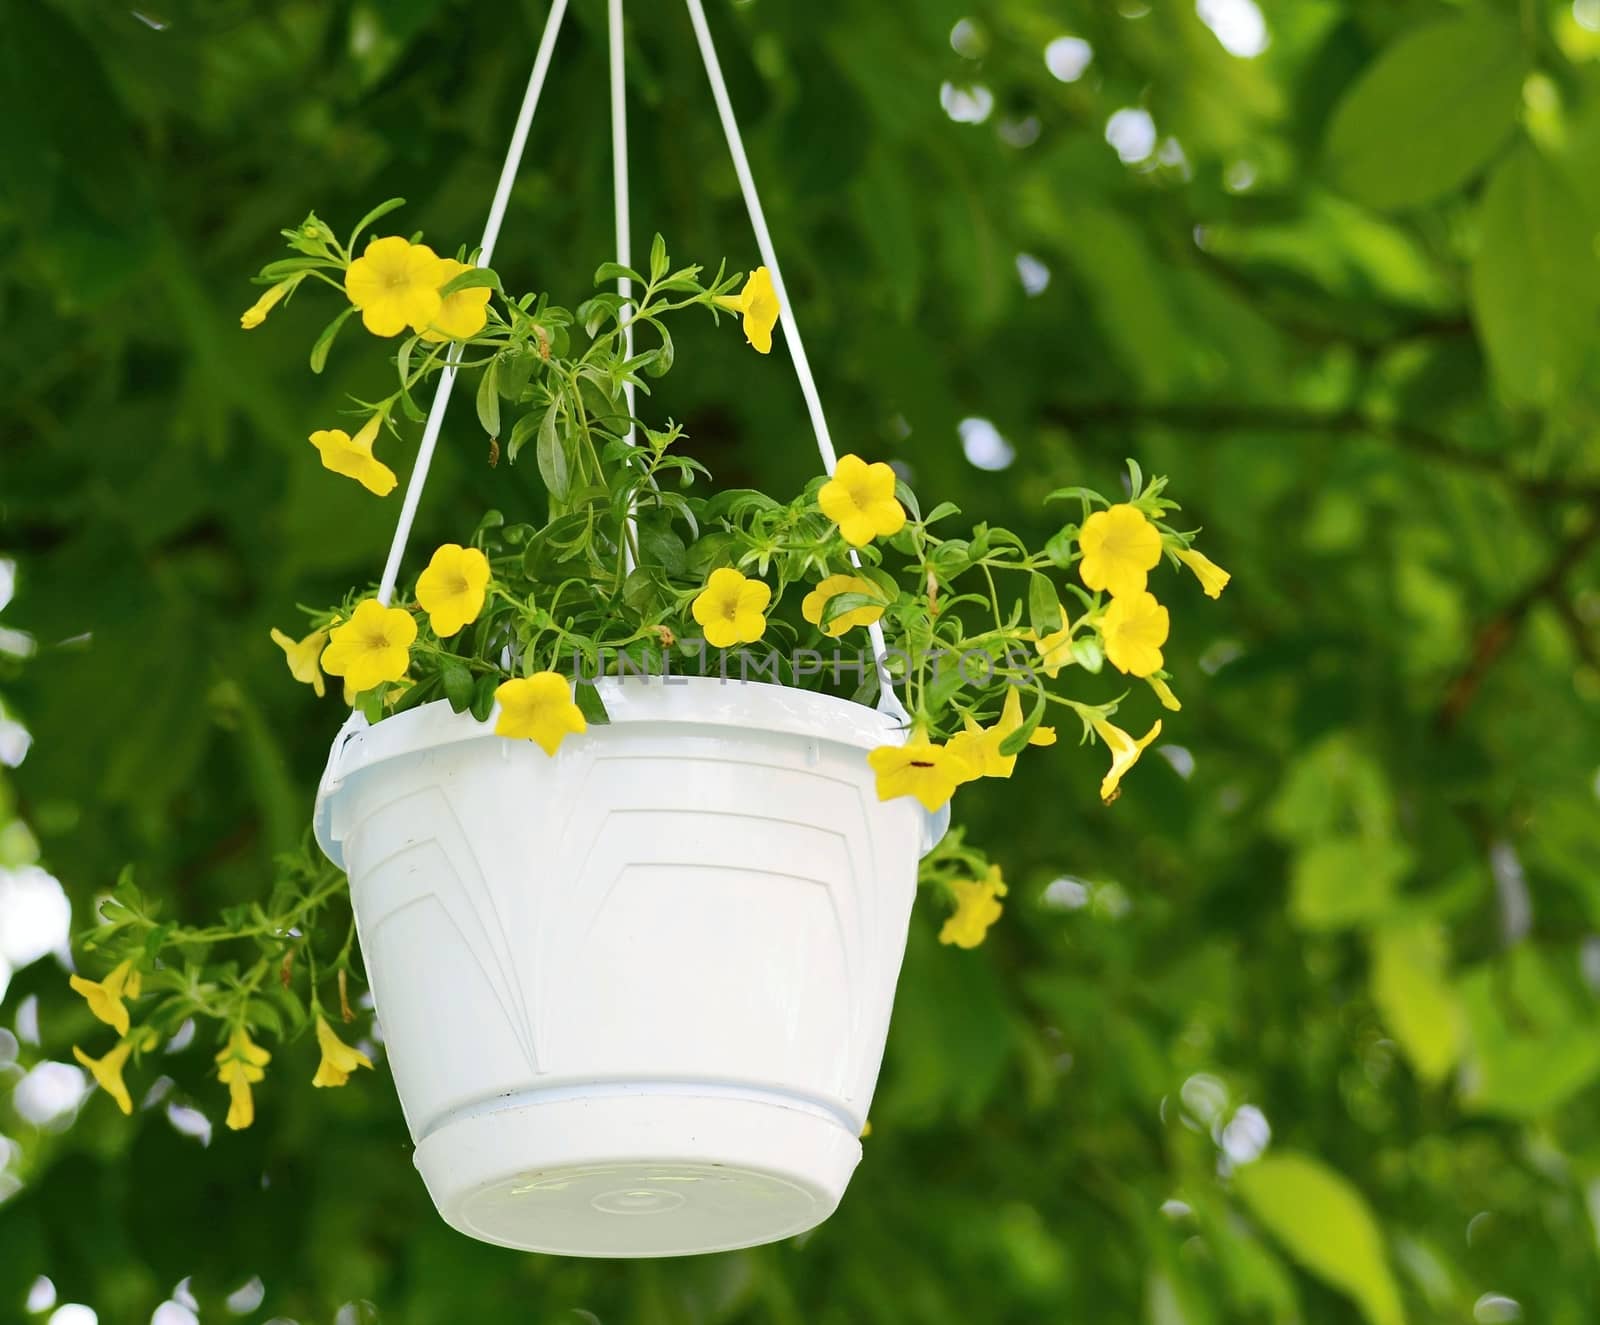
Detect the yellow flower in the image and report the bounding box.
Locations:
[73,1038,136,1115]
[1176,546,1231,599]
[320,599,417,695]
[416,543,492,638]
[939,865,1008,949]
[691,568,772,649]
[309,415,398,497]
[494,672,587,756]
[1099,591,1169,678]
[801,574,885,638]
[1031,622,1074,678]
[866,733,975,812]
[419,258,493,342]
[1148,675,1181,711]
[1092,716,1161,804]
[818,454,907,548]
[344,235,445,338]
[714,266,780,354]
[69,959,141,1037]
[947,687,1056,779]
[270,627,329,698]
[312,1014,373,1089]
[215,1026,271,1131]
[1078,504,1162,599]
[240,278,294,330]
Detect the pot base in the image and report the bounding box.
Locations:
[413,1086,863,1257]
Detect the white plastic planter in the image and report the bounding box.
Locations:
[314,676,944,1258]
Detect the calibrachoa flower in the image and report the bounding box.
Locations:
[947,688,1054,780]
[73,1037,137,1115]
[420,258,493,342]
[818,454,906,548]
[270,626,329,698]
[714,266,780,354]
[494,672,588,756]
[867,733,975,812]
[69,959,141,1037]
[1176,546,1231,599]
[801,574,885,638]
[415,543,491,638]
[1099,590,1169,678]
[312,1014,373,1089]
[940,865,1007,949]
[309,415,397,497]
[1093,716,1162,804]
[692,567,772,648]
[216,1027,271,1131]
[1078,503,1162,599]
[344,236,446,337]
[240,278,296,329]
[321,599,417,695]
[1031,622,1074,679]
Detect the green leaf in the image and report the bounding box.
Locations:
[1289,836,1411,931]
[574,680,612,725]
[309,306,356,375]
[345,196,406,252]
[997,687,1046,757]
[594,261,644,288]
[439,266,499,296]
[535,399,569,501]
[1323,14,1523,211]
[475,360,500,438]
[1369,920,1463,1085]
[1027,574,1063,636]
[1470,145,1600,406]
[649,233,668,283]
[1234,1153,1404,1325]
[441,661,474,713]
[469,673,498,723]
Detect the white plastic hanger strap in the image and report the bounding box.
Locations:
[610,0,641,574]
[683,0,905,722]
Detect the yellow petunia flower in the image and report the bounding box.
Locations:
[309,415,398,497]
[312,1014,373,1089]
[416,543,492,638]
[1030,622,1074,679]
[240,278,295,330]
[1176,546,1231,599]
[947,687,1057,780]
[215,1026,271,1131]
[801,574,885,638]
[939,865,1008,949]
[1092,716,1161,804]
[270,627,329,698]
[818,454,907,548]
[73,1037,137,1115]
[691,567,772,649]
[1099,590,1169,678]
[320,599,417,695]
[714,266,780,354]
[69,959,141,1037]
[494,672,588,756]
[344,235,445,338]
[1078,504,1162,599]
[866,733,975,812]
[420,258,493,343]
[1148,675,1181,711]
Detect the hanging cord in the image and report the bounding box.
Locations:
[683,0,907,724]
[610,0,640,574]
[375,0,571,606]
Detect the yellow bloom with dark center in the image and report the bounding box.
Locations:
[420,258,493,343]
[1092,716,1161,804]
[344,236,445,337]
[69,959,141,1037]
[270,627,329,698]
[1078,504,1162,599]
[818,454,906,548]
[321,599,416,695]
[416,543,492,638]
[1031,622,1074,678]
[939,865,1008,949]
[1148,675,1181,711]
[73,1037,136,1115]
[1100,591,1169,678]
[1176,546,1231,599]
[494,672,588,756]
[714,266,780,353]
[946,687,1056,779]
[215,1027,271,1131]
[866,733,975,812]
[801,574,885,638]
[240,278,294,330]
[312,1014,373,1089]
[691,568,772,649]
[309,415,397,497]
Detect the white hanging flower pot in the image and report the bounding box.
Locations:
[314,676,945,1257]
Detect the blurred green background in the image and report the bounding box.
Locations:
[6,0,1600,1320]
